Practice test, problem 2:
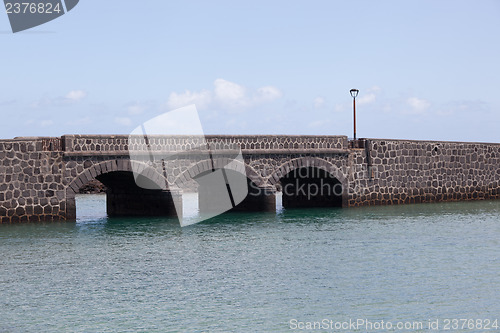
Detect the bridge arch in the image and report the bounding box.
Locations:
[173,158,266,188]
[174,158,274,213]
[66,159,179,219]
[67,159,168,195]
[268,156,348,208]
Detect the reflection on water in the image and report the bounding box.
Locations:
[1,194,499,332]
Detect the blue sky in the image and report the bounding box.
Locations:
[1,0,499,142]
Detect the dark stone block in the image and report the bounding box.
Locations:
[5,191,13,200]
[28,215,39,222]
[33,205,43,214]
[15,207,25,216]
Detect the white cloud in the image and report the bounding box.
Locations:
[167,89,212,110]
[313,97,325,109]
[166,79,282,112]
[382,104,392,113]
[22,118,53,127]
[31,89,88,108]
[358,93,376,105]
[214,79,248,108]
[407,97,430,114]
[41,120,53,127]
[127,105,145,115]
[115,117,132,126]
[126,102,154,115]
[351,86,381,106]
[0,99,16,106]
[254,86,283,103]
[436,100,486,116]
[65,90,87,102]
[333,104,345,113]
[66,117,92,126]
[308,120,325,128]
[30,98,51,108]
[367,85,382,93]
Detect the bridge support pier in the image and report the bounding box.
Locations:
[106,188,181,217]
[198,185,276,214]
[231,186,276,212]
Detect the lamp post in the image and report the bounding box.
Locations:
[350,89,359,141]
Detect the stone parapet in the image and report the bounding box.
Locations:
[61,135,348,154]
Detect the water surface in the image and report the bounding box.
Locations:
[1,194,499,332]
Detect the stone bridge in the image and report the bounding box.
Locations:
[1,135,500,223]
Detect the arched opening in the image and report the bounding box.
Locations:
[96,171,178,217]
[75,179,107,221]
[193,169,275,214]
[68,160,181,220]
[78,179,106,194]
[279,167,344,209]
[173,159,274,216]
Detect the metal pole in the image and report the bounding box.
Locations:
[353,96,356,141]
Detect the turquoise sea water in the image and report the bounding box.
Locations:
[1,194,499,332]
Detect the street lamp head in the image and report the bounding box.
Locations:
[350,89,359,98]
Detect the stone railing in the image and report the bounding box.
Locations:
[0,137,62,152]
[60,135,349,156]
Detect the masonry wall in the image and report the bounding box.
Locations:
[2,135,500,223]
[0,138,67,222]
[0,135,349,223]
[0,137,154,223]
[348,139,500,207]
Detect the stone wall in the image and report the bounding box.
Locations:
[0,138,66,222]
[1,135,500,223]
[348,139,500,206]
[0,135,350,223]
